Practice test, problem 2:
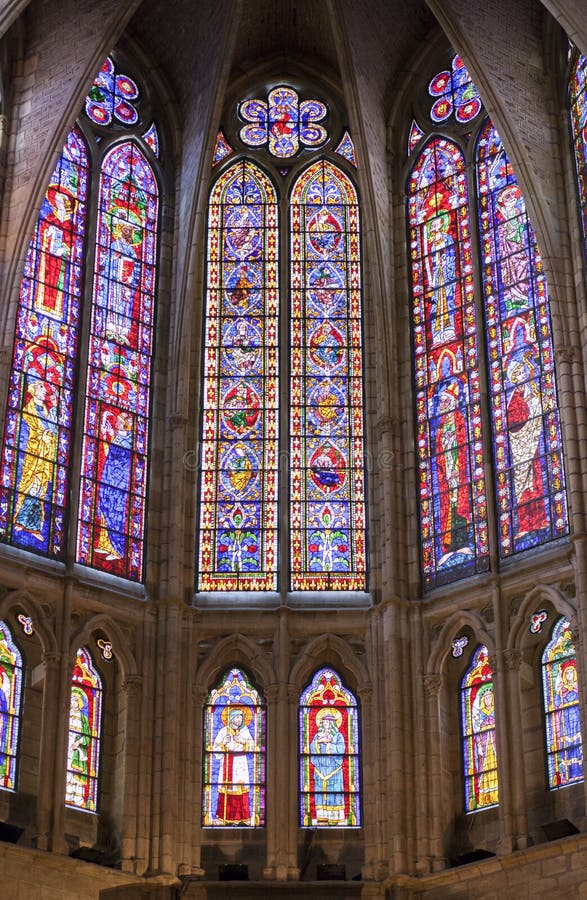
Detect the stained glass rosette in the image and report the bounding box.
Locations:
[408,138,489,588]
[198,161,279,591]
[66,648,102,812]
[202,668,265,827]
[240,86,327,158]
[76,142,159,581]
[429,55,481,124]
[299,668,360,827]
[290,161,366,590]
[0,622,23,790]
[0,128,89,558]
[542,618,583,789]
[461,645,498,811]
[570,54,587,262]
[85,56,139,127]
[477,120,568,557]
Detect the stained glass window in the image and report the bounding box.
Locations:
[408,138,489,589]
[85,56,139,127]
[76,142,159,581]
[299,667,360,827]
[198,161,279,591]
[334,131,357,167]
[239,86,328,158]
[570,53,587,261]
[428,55,481,124]
[202,667,265,827]
[542,617,583,789]
[408,120,425,155]
[0,127,89,557]
[0,621,23,791]
[212,131,234,167]
[142,123,159,158]
[66,647,102,812]
[290,161,366,590]
[460,645,498,812]
[477,121,568,556]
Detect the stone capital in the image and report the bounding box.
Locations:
[423,673,442,696]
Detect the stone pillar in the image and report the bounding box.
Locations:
[502,648,528,849]
[35,650,60,851]
[120,674,143,874]
[158,601,182,875]
[422,673,445,871]
[284,683,301,880]
[263,684,284,880]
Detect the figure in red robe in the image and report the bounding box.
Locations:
[435,379,471,559]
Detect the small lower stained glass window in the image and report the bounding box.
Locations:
[65,648,103,812]
[542,617,583,789]
[202,667,266,827]
[299,668,360,827]
[461,645,498,811]
[0,621,23,791]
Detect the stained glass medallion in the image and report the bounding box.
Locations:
[0,127,89,558]
[461,645,498,811]
[570,53,587,261]
[408,137,489,588]
[142,122,160,158]
[212,131,234,166]
[202,667,265,826]
[542,617,583,789]
[335,130,357,167]
[66,648,102,812]
[85,56,139,127]
[0,621,23,791]
[290,160,366,590]
[76,141,159,581]
[239,86,328,158]
[476,120,568,557]
[429,55,481,125]
[198,160,279,591]
[299,668,360,827]
[408,119,425,156]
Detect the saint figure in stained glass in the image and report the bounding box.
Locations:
[570,53,587,260]
[461,645,498,811]
[202,668,265,827]
[0,622,23,791]
[542,617,583,788]
[66,648,102,811]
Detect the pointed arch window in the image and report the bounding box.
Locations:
[460,645,498,811]
[197,86,366,595]
[202,666,266,827]
[299,667,361,827]
[0,55,162,582]
[0,621,23,791]
[542,617,583,789]
[408,53,568,589]
[66,647,103,811]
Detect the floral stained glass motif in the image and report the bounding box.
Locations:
[570,54,587,262]
[290,161,366,590]
[461,645,498,812]
[299,668,360,827]
[477,121,568,556]
[212,131,234,167]
[408,119,425,155]
[76,142,159,581]
[66,648,102,812]
[542,617,583,789]
[429,55,481,125]
[142,123,159,158]
[0,128,89,558]
[198,161,279,591]
[202,667,265,827]
[85,56,139,127]
[408,138,489,588]
[334,131,357,167]
[0,622,23,791]
[240,86,327,158]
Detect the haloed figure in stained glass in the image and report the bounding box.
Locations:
[36,186,77,319]
[66,686,92,807]
[434,370,472,562]
[95,409,133,561]
[310,708,346,825]
[102,208,142,346]
[425,211,457,344]
[13,379,58,540]
[213,706,255,825]
[495,185,530,312]
[543,618,584,788]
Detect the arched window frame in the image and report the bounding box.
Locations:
[0,619,24,792]
[0,52,166,585]
[65,646,104,812]
[460,644,499,812]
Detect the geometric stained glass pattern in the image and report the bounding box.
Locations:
[476,120,568,557]
[0,127,90,558]
[408,138,489,588]
[290,161,366,590]
[299,668,360,827]
[65,647,103,812]
[142,123,160,158]
[239,86,328,158]
[542,617,583,789]
[202,667,266,827]
[334,130,357,167]
[428,55,481,125]
[570,53,587,265]
[0,621,23,791]
[85,56,139,127]
[198,161,279,590]
[76,141,159,581]
[408,119,425,156]
[212,131,234,167]
[460,645,498,812]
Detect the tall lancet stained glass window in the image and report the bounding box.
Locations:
[461,645,498,811]
[408,138,489,589]
[76,142,159,581]
[476,121,567,556]
[542,617,583,789]
[0,128,89,557]
[0,621,23,790]
[66,647,103,812]
[299,667,360,827]
[198,161,279,591]
[290,161,366,590]
[202,667,266,826]
[570,53,587,261]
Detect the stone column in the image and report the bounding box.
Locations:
[120,674,143,874]
[35,650,61,851]
[423,673,445,871]
[263,684,283,880]
[502,648,528,849]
